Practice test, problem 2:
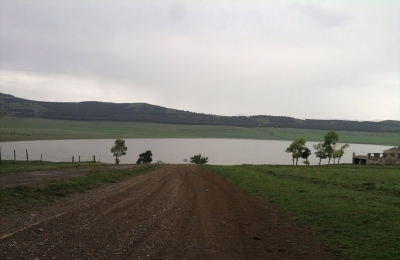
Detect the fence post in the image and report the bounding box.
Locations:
[72,156,74,163]
[26,149,28,162]
[14,150,16,163]
[93,156,96,163]
[79,156,81,163]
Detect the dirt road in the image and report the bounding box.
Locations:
[0,165,337,259]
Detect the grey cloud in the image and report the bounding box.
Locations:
[0,1,399,120]
[291,4,352,28]
[168,2,187,20]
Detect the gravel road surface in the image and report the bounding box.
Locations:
[0,165,338,259]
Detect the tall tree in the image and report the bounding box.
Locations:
[110,139,128,164]
[301,147,311,165]
[334,143,350,164]
[285,138,308,165]
[324,131,339,164]
[332,150,340,164]
[313,143,328,165]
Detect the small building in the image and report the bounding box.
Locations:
[352,147,400,165]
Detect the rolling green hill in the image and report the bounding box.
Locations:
[1,93,399,133]
[0,93,257,127]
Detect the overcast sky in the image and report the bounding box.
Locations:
[1,0,399,121]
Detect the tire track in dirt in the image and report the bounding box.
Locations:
[0,165,339,260]
[0,170,162,239]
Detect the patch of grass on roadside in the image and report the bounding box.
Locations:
[0,165,159,215]
[203,164,400,260]
[0,160,107,175]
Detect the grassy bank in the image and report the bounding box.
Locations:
[0,160,107,175]
[0,163,158,215]
[204,164,400,260]
[1,118,399,145]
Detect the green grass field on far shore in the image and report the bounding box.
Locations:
[204,164,400,260]
[1,118,399,146]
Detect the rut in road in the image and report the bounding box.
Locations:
[0,165,338,260]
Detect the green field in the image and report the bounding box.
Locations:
[0,161,158,215]
[204,164,400,260]
[0,160,107,175]
[1,118,398,145]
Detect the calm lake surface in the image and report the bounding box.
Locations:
[0,139,393,165]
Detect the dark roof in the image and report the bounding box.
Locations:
[383,147,400,154]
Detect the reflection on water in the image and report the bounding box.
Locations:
[0,139,393,165]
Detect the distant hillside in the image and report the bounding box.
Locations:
[1,93,399,133]
[0,93,257,127]
[252,115,400,133]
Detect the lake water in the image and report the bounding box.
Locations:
[0,139,393,165]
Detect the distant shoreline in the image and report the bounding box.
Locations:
[1,118,398,146]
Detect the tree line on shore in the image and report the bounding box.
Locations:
[285,130,350,165]
[110,139,208,165]
[111,133,349,167]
